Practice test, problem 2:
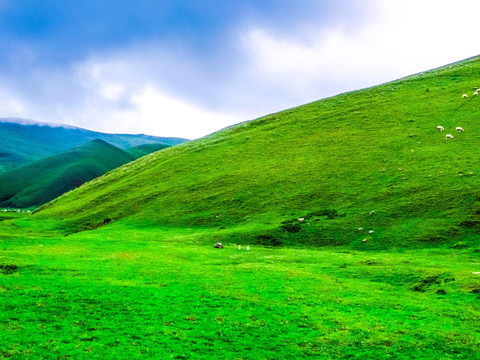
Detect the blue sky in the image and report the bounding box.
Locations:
[0,0,479,138]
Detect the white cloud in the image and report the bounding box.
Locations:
[128,85,241,138]
[242,0,480,103]
[64,55,242,139]
[0,88,30,115]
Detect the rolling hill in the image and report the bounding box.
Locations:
[126,143,171,158]
[0,118,188,171]
[35,55,480,248]
[0,140,140,208]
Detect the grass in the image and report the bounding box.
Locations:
[126,143,170,158]
[1,220,480,359]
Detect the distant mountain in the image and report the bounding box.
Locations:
[0,118,188,171]
[126,143,170,158]
[0,140,137,208]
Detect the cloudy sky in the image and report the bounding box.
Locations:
[0,0,479,139]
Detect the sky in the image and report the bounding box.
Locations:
[0,1,479,139]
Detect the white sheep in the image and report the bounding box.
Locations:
[437,126,445,132]
[238,244,241,250]
[456,127,464,132]
[445,134,454,140]
[462,94,469,98]
[246,245,250,251]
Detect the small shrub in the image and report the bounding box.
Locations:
[459,219,480,228]
[305,209,344,220]
[255,234,283,247]
[0,264,18,275]
[280,220,301,233]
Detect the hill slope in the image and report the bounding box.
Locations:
[0,119,188,171]
[36,55,480,247]
[126,143,171,158]
[0,140,137,208]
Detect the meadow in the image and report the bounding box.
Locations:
[1,216,479,359]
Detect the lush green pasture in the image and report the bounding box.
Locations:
[1,220,479,359]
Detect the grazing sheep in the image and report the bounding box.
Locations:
[362,238,369,243]
[456,127,464,132]
[213,242,224,249]
[437,125,445,132]
[462,94,469,98]
[246,245,250,251]
[445,134,454,140]
[238,244,241,250]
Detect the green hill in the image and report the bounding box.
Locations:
[36,55,480,248]
[126,143,170,158]
[0,119,188,171]
[0,140,137,208]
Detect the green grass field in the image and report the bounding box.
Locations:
[1,218,480,359]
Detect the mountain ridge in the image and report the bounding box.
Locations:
[0,118,188,171]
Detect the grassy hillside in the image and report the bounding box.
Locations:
[36,55,480,248]
[0,119,188,171]
[126,143,170,158]
[0,140,137,209]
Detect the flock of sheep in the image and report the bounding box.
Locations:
[437,125,464,140]
[436,90,475,140]
[362,89,474,245]
[213,242,250,250]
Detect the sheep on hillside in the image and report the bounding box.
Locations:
[437,125,445,132]
[456,127,464,132]
[445,134,454,140]
[462,94,469,98]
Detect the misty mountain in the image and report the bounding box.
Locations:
[0,118,188,171]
